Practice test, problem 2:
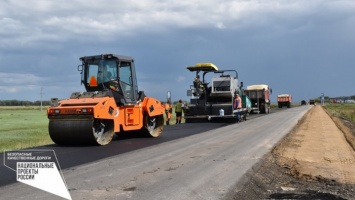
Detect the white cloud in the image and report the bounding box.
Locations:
[216,22,226,29]
[0,72,42,84]
[0,72,43,97]
[0,86,20,93]
[0,85,37,93]
[176,76,185,82]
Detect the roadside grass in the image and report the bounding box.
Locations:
[324,103,355,123]
[270,104,278,109]
[0,106,182,152]
[0,107,52,152]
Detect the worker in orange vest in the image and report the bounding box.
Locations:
[165,100,172,125]
[234,93,242,122]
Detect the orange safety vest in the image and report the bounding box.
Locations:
[165,104,172,119]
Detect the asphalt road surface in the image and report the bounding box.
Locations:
[0,106,311,200]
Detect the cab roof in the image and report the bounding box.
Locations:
[80,54,134,62]
[277,94,291,97]
[186,63,219,72]
[246,84,269,90]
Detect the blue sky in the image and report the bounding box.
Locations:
[0,0,354,103]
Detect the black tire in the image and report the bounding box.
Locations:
[260,106,265,114]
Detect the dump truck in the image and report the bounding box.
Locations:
[277,94,292,108]
[301,100,307,105]
[309,99,315,105]
[47,54,165,145]
[184,63,252,122]
[243,84,272,114]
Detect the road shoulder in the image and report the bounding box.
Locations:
[232,105,355,199]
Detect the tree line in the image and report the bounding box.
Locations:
[313,95,355,103]
[1,94,354,107]
[333,95,355,100]
[0,100,51,106]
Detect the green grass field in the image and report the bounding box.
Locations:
[0,106,182,152]
[0,107,52,152]
[324,103,355,123]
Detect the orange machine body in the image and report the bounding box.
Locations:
[48,96,164,133]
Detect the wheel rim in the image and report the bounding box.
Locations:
[93,121,105,138]
[143,114,163,138]
[147,117,157,132]
[92,119,114,145]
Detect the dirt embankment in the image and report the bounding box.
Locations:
[274,105,355,183]
[233,105,355,199]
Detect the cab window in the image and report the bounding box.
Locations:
[120,62,133,101]
[86,64,99,86]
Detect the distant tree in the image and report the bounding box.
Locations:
[0,100,50,106]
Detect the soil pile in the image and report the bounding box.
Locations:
[233,105,355,199]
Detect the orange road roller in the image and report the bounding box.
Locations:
[47,54,165,145]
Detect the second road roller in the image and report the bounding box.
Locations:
[47,54,165,145]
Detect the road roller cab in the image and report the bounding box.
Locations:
[79,54,140,105]
[47,54,165,146]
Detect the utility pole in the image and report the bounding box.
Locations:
[167,91,171,103]
[321,93,324,105]
[40,87,43,111]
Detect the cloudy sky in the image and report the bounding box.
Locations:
[0,0,354,103]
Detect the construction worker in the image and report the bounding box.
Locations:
[105,71,113,81]
[194,75,202,85]
[193,75,204,95]
[175,99,183,124]
[165,100,172,125]
[234,93,242,122]
[181,101,186,116]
